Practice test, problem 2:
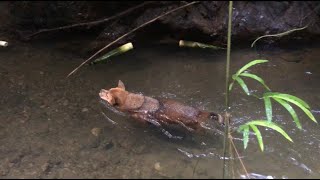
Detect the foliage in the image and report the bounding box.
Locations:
[230,60,317,151]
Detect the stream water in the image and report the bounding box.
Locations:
[0,40,319,178]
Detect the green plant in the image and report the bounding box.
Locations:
[229,60,317,151]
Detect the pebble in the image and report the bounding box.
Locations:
[154,162,162,171]
[91,128,101,137]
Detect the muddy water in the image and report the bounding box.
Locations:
[0,40,319,178]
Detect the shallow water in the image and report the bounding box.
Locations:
[0,40,319,178]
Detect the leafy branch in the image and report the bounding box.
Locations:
[238,120,293,151]
[229,60,270,95]
[229,60,317,151]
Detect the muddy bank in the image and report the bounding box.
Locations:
[1,1,320,54]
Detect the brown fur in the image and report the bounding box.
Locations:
[99,80,224,132]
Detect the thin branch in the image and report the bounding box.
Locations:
[229,134,249,178]
[251,24,309,48]
[229,136,235,179]
[67,1,199,78]
[192,158,200,179]
[101,112,117,125]
[222,112,231,179]
[26,1,156,40]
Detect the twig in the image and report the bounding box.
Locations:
[229,136,235,178]
[192,158,200,179]
[67,1,200,78]
[229,134,249,178]
[101,112,117,125]
[26,1,156,39]
[222,112,231,179]
[251,24,309,48]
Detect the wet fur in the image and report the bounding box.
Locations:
[99,80,224,133]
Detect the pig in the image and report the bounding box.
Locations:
[99,80,224,138]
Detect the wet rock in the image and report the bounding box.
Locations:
[2,1,320,52]
[91,1,320,50]
[104,141,114,151]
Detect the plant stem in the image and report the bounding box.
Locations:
[225,1,233,109]
[223,1,233,179]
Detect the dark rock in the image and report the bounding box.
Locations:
[2,1,320,52]
[104,141,114,151]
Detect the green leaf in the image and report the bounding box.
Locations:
[247,120,293,142]
[229,81,234,92]
[235,60,269,76]
[249,124,264,151]
[234,76,250,95]
[264,92,310,109]
[237,124,246,132]
[299,106,317,123]
[273,97,302,129]
[265,93,317,123]
[243,126,250,149]
[263,96,272,122]
[239,72,271,91]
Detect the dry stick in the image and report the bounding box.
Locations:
[229,133,235,178]
[67,1,200,78]
[192,158,200,179]
[229,134,249,177]
[101,111,117,125]
[26,1,156,39]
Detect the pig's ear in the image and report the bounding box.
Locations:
[118,80,125,90]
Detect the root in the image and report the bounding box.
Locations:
[25,1,156,40]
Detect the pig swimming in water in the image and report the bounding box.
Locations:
[99,80,225,138]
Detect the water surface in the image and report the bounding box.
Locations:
[0,41,319,178]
